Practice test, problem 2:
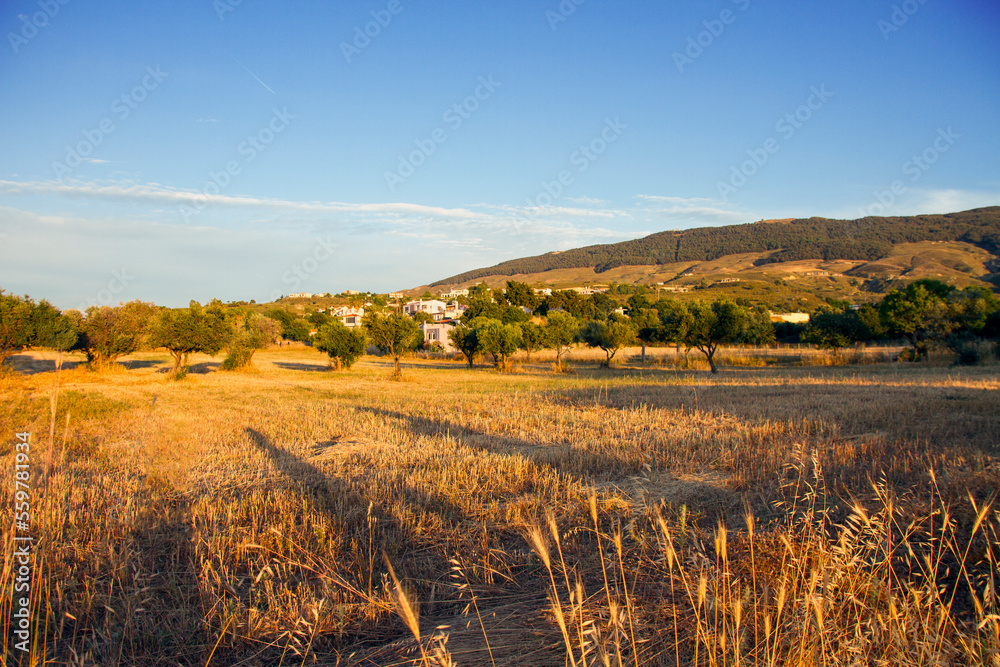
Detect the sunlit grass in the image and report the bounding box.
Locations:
[1,345,997,665]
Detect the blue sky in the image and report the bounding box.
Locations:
[1,0,998,308]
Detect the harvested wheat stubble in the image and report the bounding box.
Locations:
[0,348,997,665]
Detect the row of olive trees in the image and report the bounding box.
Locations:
[0,291,284,376]
[802,280,1000,363]
[448,298,775,373]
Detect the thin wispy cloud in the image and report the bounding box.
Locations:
[0,179,490,221]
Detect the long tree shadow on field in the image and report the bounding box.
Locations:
[354,406,749,526]
[244,427,561,666]
[356,406,636,482]
[271,360,331,372]
[553,377,1000,506]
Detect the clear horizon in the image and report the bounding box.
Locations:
[1,0,998,309]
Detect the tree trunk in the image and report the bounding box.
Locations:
[393,354,401,377]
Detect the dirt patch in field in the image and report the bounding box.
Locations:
[309,437,380,462]
[602,469,740,517]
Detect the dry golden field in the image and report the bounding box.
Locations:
[1,346,998,666]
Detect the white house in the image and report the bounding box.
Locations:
[403,299,448,317]
[442,302,468,320]
[420,321,457,352]
[439,288,469,299]
[332,305,365,328]
[534,288,552,296]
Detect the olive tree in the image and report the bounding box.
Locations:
[221,312,281,370]
[545,311,580,371]
[314,321,366,370]
[149,301,229,377]
[476,318,522,371]
[680,299,752,374]
[0,290,35,368]
[78,301,157,369]
[448,323,481,367]
[518,321,548,362]
[364,311,420,378]
[579,318,635,368]
[879,280,952,361]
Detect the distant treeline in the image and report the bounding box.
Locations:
[433,207,1000,285]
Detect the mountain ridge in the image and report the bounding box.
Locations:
[431,207,1000,287]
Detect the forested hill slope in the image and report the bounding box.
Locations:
[432,207,1000,286]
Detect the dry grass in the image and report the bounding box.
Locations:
[1,346,998,665]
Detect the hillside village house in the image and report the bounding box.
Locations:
[404,299,447,317]
[439,288,469,299]
[403,299,468,321]
[420,321,457,352]
[331,305,365,328]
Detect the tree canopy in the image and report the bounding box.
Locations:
[221,312,281,370]
[313,321,366,370]
[364,311,420,377]
[78,301,157,369]
[579,318,635,367]
[149,300,229,376]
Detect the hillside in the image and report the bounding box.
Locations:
[431,207,1000,287]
